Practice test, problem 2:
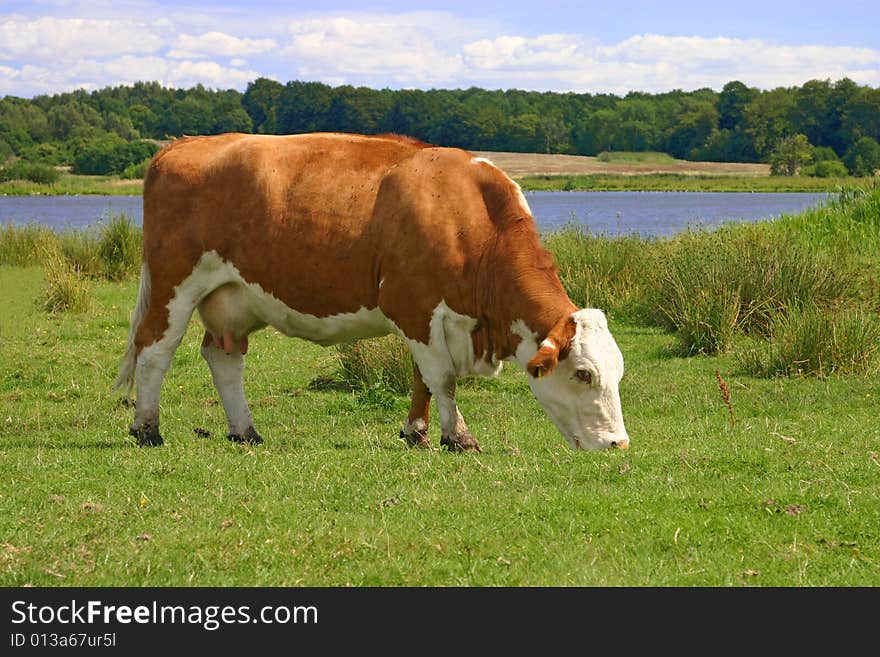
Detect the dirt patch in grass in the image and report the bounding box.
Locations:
[473,151,770,177]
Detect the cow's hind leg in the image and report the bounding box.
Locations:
[400,365,431,448]
[129,298,195,447]
[200,331,263,444]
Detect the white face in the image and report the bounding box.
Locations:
[528,310,629,451]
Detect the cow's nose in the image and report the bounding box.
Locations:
[610,439,630,450]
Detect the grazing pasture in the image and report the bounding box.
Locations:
[1,185,879,586]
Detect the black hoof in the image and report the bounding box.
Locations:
[228,427,264,445]
[440,433,482,453]
[400,429,430,448]
[130,425,163,447]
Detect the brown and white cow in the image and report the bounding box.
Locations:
[115,132,629,452]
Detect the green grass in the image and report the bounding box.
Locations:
[0,172,142,196]
[777,185,880,255]
[1,266,879,586]
[334,335,414,394]
[39,248,92,313]
[2,186,880,586]
[597,151,678,164]
[737,305,880,378]
[518,173,871,193]
[644,223,857,354]
[542,227,652,321]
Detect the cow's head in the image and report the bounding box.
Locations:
[523,309,629,451]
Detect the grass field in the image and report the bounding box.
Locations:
[518,173,863,192]
[2,260,878,586]
[0,172,143,196]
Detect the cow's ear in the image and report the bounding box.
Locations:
[527,343,559,379]
[526,315,577,379]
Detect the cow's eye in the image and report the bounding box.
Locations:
[575,369,592,384]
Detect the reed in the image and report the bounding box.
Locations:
[646,223,855,353]
[543,225,652,321]
[39,243,91,313]
[737,305,880,378]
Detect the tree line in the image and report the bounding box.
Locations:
[1,77,879,177]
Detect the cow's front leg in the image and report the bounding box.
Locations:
[402,320,481,452]
[401,365,431,448]
[200,331,263,444]
[433,373,482,453]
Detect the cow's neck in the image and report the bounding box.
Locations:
[511,284,574,335]
[480,236,576,363]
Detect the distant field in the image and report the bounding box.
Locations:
[474,150,770,177]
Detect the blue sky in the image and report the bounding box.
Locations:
[1,0,878,97]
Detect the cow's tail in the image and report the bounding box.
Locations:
[113,261,151,395]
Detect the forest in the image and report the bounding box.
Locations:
[1,77,879,177]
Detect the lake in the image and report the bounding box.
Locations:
[0,191,831,237]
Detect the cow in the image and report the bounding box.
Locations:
[114,132,629,452]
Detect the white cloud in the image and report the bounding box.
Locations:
[282,13,471,86]
[0,16,167,61]
[463,34,586,71]
[168,59,260,88]
[169,31,277,59]
[0,8,878,97]
[460,33,880,93]
[0,56,260,96]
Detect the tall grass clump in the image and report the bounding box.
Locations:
[0,216,142,280]
[39,243,91,313]
[737,305,880,377]
[335,335,414,394]
[543,224,651,320]
[658,280,742,355]
[0,222,56,266]
[56,230,100,274]
[776,184,880,254]
[96,214,142,280]
[647,223,855,354]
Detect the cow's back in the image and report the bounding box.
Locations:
[143,132,430,317]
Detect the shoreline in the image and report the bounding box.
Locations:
[1,150,874,196]
[1,174,865,196]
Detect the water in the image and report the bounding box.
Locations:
[0,191,831,237]
[0,195,143,232]
[525,191,831,236]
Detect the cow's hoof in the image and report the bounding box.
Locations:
[228,427,264,445]
[440,432,482,453]
[400,429,430,449]
[130,425,163,447]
